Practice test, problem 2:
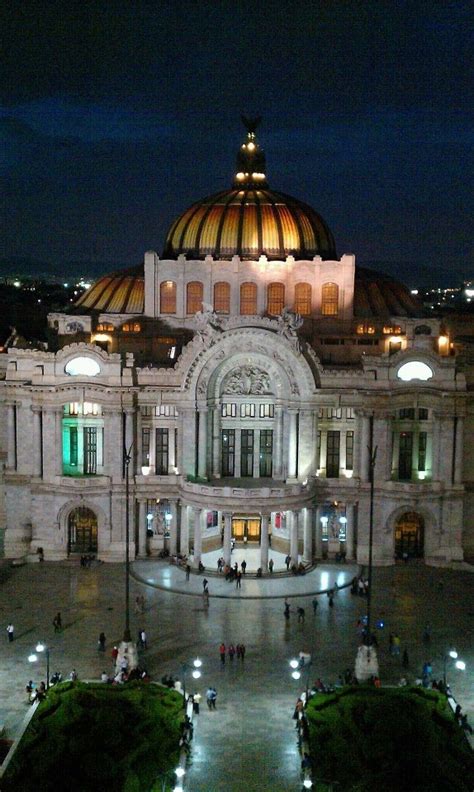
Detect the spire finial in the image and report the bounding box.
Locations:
[233,116,268,189]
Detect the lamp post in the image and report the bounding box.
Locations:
[123,443,133,643]
[443,649,466,687]
[290,655,312,702]
[181,658,202,709]
[28,642,50,689]
[355,420,379,682]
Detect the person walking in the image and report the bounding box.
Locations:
[185,564,191,581]
[312,597,318,614]
[297,607,305,623]
[52,612,62,633]
[206,687,214,709]
[203,588,210,608]
[402,648,409,668]
[236,571,242,589]
[241,560,247,574]
[138,629,147,649]
[240,643,246,661]
[284,599,290,620]
[202,578,208,592]
[219,643,226,665]
[6,623,14,643]
[328,592,334,608]
[98,632,106,652]
[268,558,274,573]
[111,645,119,666]
[228,643,236,661]
[392,634,401,656]
[210,687,217,709]
[285,554,291,571]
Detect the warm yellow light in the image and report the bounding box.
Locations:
[438,335,449,347]
[252,172,265,179]
[247,141,255,151]
[92,333,112,343]
[389,335,402,344]
[236,172,245,180]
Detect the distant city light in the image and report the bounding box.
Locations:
[410,289,418,295]
[13,280,21,288]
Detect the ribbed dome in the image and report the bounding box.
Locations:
[75,265,144,314]
[163,188,337,261]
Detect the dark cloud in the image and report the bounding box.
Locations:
[1,1,473,284]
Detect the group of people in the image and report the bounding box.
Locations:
[206,686,218,709]
[79,554,95,567]
[219,642,246,663]
[284,555,307,575]
[351,576,369,596]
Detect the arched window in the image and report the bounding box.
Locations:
[321,282,339,316]
[240,282,257,315]
[186,281,203,314]
[294,282,312,316]
[267,282,285,315]
[160,281,176,314]
[214,282,230,314]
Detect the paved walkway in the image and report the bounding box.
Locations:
[132,556,358,598]
[0,559,472,790]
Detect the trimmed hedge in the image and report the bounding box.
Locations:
[305,686,474,792]
[2,681,183,792]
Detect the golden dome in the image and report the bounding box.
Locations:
[75,265,144,313]
[163,119,336,261]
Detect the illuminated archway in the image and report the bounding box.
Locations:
[67,506,98,554]
[394,512,424,559]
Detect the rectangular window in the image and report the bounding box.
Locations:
[142,427,151,467]
[155,428,169,475]
[240,403,255,418]
[418,408,429,420]
[69,427,78,466]
[156,405,177,417]
[83,427,97,474]
[399,408,415,420]
[259,404,274,418]
[418,431,427,471]
[259,430,273,477]
[140,406,152,417]
[346,407,355,419]
[100,427,104,467]
[346,431,354,471]
[326,431,340,478]
[240,429,254,477]
[221,403,237,418]
[317,431,321,468]
[221,429,235,477]
[398,431,413,480]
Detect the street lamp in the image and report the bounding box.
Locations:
[181,658,202,709]
[289,655,312,701]
[28,642,50,689]
[443,649,467,686]
[123,443,133,643]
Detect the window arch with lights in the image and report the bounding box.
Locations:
[240,282,257,315]
[321,282,339,316]
[186,281,203,314]
[294,282,312,316]
[267,282,285,315]
[214,282,230,314]
[160,280,177,314]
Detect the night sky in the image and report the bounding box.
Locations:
[2,1,473,286]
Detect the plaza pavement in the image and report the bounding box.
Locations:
[0,556,472,790]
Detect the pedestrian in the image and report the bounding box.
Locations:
[53,612,62,633]
[210,687,217,709]
[138,629,147,649]
[392,634,401,656]
[69,668,78,681]
[98,632,106,651]
[328,593,334,608]
[402,551,409,564]
[241,560,247,574]
[284,599,290,620]
[6,623,14,643]
[186,564,191,581]
[312,597,318,614]
[240,644,246,661]
[134,595,141,614]
[219,643,226,665]
[236,571,242,589]
[203,578,208,592]
[236,644,241,660]
[268,558,274,573]
[285,554,291,571]
[422,624,431,644]
[203,588,210,608]
[297,607,305,623]
[228,643,236,661]
[233,562,238,575]
[206,687,213,709]
[111,645,119,665]
[402,648,409,668]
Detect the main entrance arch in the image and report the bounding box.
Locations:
[67,506,98,554]
[394,512,424,559]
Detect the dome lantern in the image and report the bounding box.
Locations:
[233,115,268,189]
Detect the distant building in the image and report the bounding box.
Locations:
[1,121,472,566]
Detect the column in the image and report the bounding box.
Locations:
[288,409,298,479]
[138,500,147,558]
[290,510,299,565]
[169,500,178,555]
[54,408,63,475]
[303,507,313,562]
[454,417,464,485]
[193,507,202,567]
[345,503,355,559]
[7,404,16,469]
[212,407,221,477]
[180,504,189,555]
[360,413,371,482]
[198,408,208,479]
[274,407,283,478]
[315,506,323,558]
[104,409,123,478]
[168,426,176,473]
[438,416,454,484]
[260,512,270,570]
[31,406,42,477]
[223,512,232,565]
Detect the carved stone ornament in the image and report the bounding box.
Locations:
[194,304,224,339]
[223,366,273,395]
